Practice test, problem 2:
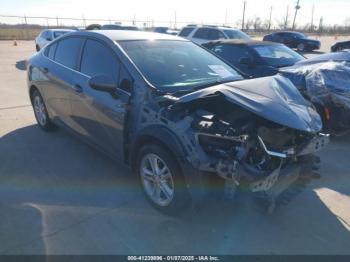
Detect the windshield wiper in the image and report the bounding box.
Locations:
[167,79,238,96]
[192,79,236,91]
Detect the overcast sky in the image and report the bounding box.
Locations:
[1,0,350,27]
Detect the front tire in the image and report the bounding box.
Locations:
[31,90,55,131]
[36,44,40,52]
[136,144,190,214]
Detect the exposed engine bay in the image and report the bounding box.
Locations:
[140,75,329,212]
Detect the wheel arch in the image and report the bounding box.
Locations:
[128,125,189,173]
[29,84,39,103]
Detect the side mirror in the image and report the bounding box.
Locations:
[89,75,118,93]
[239,57,254,67]
[46,37,52,41]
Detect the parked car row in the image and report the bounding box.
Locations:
[263,31,321,52]
[203,39,350,135]
[36,24,350,54]
[28,30,333,215]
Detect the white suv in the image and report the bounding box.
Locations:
[178,25,251,45]
[35,29,74,51]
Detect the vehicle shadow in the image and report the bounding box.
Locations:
[1,124,350,254]
[0,203,46,255]
[15,60,27,71]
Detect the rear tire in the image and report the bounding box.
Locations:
[31,90,55,131]
[136,144,190,215]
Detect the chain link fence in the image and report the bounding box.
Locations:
[1,14,349,40]
[1,14,231,40]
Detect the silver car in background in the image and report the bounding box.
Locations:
[35,29,74,51]
[178,25,251,45]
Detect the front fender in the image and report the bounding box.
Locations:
[130,125,189,170]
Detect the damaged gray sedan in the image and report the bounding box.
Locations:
[27,31,329,214]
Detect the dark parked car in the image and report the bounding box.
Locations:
[263,31,320,52]
[331,40,350,52]
[204,40,305,78]
[27,31,328,214]
[101,24,139,31]
[206,39,350,135]
[86,24,102,30]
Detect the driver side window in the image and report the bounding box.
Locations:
[213,44,253,65]
[80,39,120,83]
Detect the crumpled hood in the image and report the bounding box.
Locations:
[292,51,350,66]
[176,75,322,133]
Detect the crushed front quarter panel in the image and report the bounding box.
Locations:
[175,75,323,133]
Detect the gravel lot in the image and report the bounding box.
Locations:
[0,39,349,255]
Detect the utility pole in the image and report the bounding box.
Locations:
[174,11,177,29]
[310,4,314,32]
[242,1,246,30]
[318,16,323,33]
[292,0,301,30]
[284,5,289,29]
[225,8,228,25]
[82,14,86,28]
[268,6,273,32]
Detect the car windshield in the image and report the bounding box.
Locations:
[119,40,243,93]
[223,30,251,40]
[294,32,307,39]
[53,31,69,38]
[253,44,305,67]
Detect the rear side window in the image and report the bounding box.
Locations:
[53,31,68,39]
[41,30,49,39]
[178,27,194,37]
[80,39,119,81]
[54,38,83,69]
[209,29,226,40]
[193,28,211,39]
[47,43,57,60]
[193,28,225,40]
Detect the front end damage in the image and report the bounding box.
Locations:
[138,75,329,212]
[280,61,350,133]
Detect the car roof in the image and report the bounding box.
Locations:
[205,39,281,46]
[274,31,303,34]
[182,25,240,31]
[48,28,74,32]
[69,30,188,41]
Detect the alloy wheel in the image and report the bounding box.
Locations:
[140,153,175,206]
[33,95,47,126]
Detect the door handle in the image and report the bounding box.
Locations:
[72,84,83,93]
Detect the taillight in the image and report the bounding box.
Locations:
[324,107,331,121]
